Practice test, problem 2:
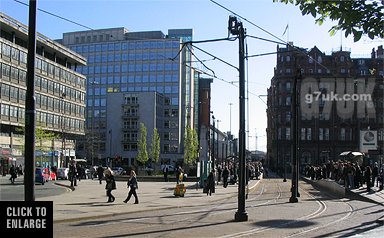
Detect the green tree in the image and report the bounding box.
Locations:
[16,125,58,153]
[16,125,59,164]
[150,128,160,164]
[184,126,199,166]
[137,123,149,166]
[274,0,384,41]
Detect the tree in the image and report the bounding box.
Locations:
[16,124,59,165]
[137,123,149,167]
[16,124,58,153]
[183,126,199,166]
[149,128,160,164]
[274,0,384,42]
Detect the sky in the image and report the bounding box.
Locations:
[1,0,382,152]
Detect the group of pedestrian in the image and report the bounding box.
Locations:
[303,160,383,192]
[102,167,139,204]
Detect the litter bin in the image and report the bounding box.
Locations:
[174,183,186,197]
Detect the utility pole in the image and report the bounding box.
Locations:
[289,68,301,203]
[228,15,248,222]
[25,0,37,201]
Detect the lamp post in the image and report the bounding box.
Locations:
[228,15,248,222]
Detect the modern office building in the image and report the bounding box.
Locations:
[266,44,384,172]
[59,27,195,167]
[0,13,87,171]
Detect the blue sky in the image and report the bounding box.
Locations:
[1,0,382,151]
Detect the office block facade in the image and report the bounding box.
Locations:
[60,27,195,166]
[267,44,384,172]
[0,13,87,170]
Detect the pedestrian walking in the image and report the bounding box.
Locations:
[217,165,222,184]
[123,170,139,204]
[104,168,116,203]
[222,166,229,188]
[176,166,184,184]
[9,165,17,184]
[372,162,379,187]
[97,165,104,184]
[206,170,215,196]
[163,164,169,182]
[69,159,77,187]
[365,166,372,192]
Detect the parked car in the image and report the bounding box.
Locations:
[35,167,46,185]
[112,167,124,175]
[56,168,69,180]
[161,164,175,173]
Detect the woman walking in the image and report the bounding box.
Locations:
[104,168,116,203]
[123,170,139,204]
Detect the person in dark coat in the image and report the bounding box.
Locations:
[365,166,372,192]
[124,170,139,204]
[163,164,169,182]
[104,168,116,203]
[222,166,229,188]
[206,170,215,196]
[69,159,77,187]
[9,165,17,184]
[97,165,104,184]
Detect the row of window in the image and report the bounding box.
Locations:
[77,63,179,75]
[1,83,85,118]
[71,40,180,53]
[1,62,85,104]
[1,41,86,89]
[276,127,384,141]
[279,53,351,64]
[35,75,85,103]
[87,74,179,86]
[0,103,84,132]
[83,51,179,63]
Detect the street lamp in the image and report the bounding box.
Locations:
[228,15,248,222]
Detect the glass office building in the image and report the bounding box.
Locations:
[60,28,195,166]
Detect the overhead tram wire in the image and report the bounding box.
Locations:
[209,0,287,45]
[13,0,94,30]
[186,44,217,77]
[209,0,334,74]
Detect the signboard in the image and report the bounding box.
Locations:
[360,130,377,153]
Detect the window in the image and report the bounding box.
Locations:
[285,128,291,140]
[340,128,345,141]
[285,96,291,106]
[286,55,290,62]
[286,82,291,91]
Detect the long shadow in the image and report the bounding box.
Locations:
[253,219,317,229]
[105,220,233,237]
[70,203,239,228]
[316,220,383,237]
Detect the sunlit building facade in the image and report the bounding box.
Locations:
[0,13,87,171]
[60,28,195,167]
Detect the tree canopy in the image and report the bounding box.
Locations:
[275,0,384,42]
